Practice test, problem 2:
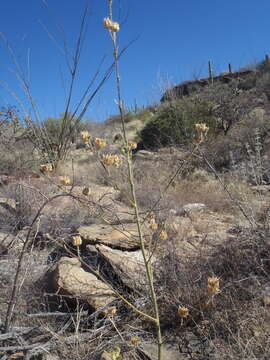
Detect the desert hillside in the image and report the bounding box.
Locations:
[1,58,270,360]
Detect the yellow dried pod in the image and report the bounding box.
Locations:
[130,336,141,346]
[207,277,220,294]
[195,123,209,133]
[40,163,53,174]
[113,155,122,167]
[103,17,120,32]
[127,141,137,151]
[94,137,107,150]
[59,176,71,185]
[105,306,117,317]
[178,306,189,318]
[80,130,90,144]
[149,220,158,231]
[102,154,114,166]
[102,154,122,167]
[72,235,82,247]
[158,230,168,241]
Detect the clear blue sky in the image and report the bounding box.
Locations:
[0,0,269,122]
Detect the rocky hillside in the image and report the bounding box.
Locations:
[0,59,270,360]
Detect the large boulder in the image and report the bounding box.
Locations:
[50,256,115,310]
[77,223,150,250]
[95,244,148,290]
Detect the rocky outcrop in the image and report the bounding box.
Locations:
[49,257,115,310]
[95,244,148,289]
[77,223,150,250]
[161,69,255,102]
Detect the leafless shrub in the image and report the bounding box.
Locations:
[155,226,270,358]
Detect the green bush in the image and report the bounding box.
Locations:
[42,112,86,144]
[140,98,217,148]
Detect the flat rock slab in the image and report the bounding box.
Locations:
[180,203,206,215]
[100,201,136,225]
[77,223,150,250]
[96,244,147,289]
[52,257,115,310]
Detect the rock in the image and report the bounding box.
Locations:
[134,150,157,160]
[100,201,135,225]
[95,245,147,289]
[0,197,17,216]
[0,232,15,249]
[100,351,112,360]
[43,355,60,360]
[180,203,206,216]
[140,342,185,360]
[51,256,115,310]
[77,223,150,250]
[263,295,270,306]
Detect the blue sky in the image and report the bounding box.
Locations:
[0,0,270,122]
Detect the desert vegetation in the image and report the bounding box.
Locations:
[1,2,270,360]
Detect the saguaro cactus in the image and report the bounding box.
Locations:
[208,60,214,85]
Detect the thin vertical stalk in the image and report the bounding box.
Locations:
[106,2,163,358]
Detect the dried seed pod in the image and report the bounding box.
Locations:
[59,176,71,185]
[72,235,82,247]
[178,306,189,318]
[103,17,120,32]
[207,277,220,294]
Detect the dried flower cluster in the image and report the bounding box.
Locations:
[105,306,117,317]
[72,235,82,247]
[158,230,168,241]
[193,123,209,145]
[80,131,90,144]
[101,154,122,167]
[40,163,53,174]
[149,219,158,231]
[94,137,107,150]
[127,141,137,151]
[130,336,141,346]
[207,277,220,294]
[148,211,155,219]
[195,123,209,133]
[147,211,158,231]
[178,306,189,318]
[59,176,71,185]
[103,17,120,32]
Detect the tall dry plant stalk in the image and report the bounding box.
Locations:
[104,0,164,358]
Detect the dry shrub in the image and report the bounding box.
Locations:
[155,226,270,358]
[166,172,254,216]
